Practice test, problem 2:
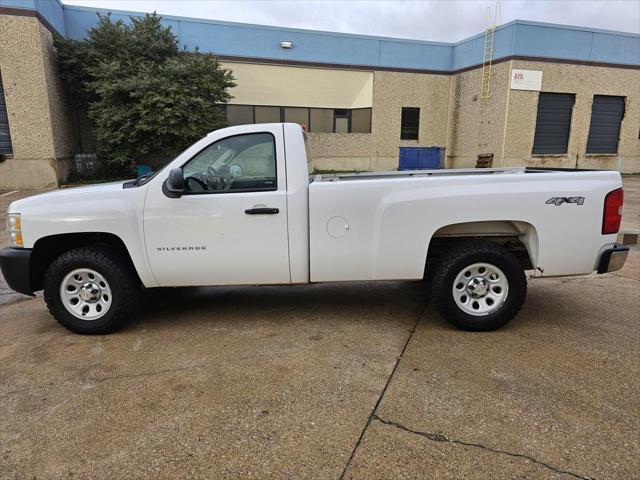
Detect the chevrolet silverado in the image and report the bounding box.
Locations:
[0,123,629,334]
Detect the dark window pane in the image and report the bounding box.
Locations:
[226,105,253,126]
[586,95,625,154]
[310,109,333,133]
[255,106,281,123]
[401,107,419,140]
[351,108,371,133]
[284,107,309,128]
[532,93,575,154]
[334,109,350,133]
[0,75,13,155]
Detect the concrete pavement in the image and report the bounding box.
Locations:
[1,254,638,479]
[0,178,639,479]
[621,175,640,232]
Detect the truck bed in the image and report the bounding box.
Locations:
[308,166,621,282]
[310,167,601,183]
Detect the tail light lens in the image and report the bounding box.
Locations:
[602,188,623,235]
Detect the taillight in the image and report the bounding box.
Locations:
[602,188,623,235]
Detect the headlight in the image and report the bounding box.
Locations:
[7,213,23,248]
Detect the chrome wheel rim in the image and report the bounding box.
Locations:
[60,268,112,321]
[452,262,509,316]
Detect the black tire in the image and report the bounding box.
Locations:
[43,246,140,334]
[431,240,527,331]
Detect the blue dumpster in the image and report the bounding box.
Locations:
[399,147,446,170]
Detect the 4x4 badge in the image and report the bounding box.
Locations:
[546,196,585,206]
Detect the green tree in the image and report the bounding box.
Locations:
[55,13,235,167]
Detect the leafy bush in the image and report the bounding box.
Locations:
[55,13,235,167]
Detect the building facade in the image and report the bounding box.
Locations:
[0,0,639,189]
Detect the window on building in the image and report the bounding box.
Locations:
[532,93,575,154]
[0,74,13,155]
[284,107,309,128]
[351,108,372,133]
[310,108,333,133]
[334,109,350,133]
[226,105,254,126]
[400,107,420,140]
[586,95,625,154]
[254,106,281,123]
[225,105,372,133]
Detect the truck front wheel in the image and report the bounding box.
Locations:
[43,247,139,334]
[431,241,527,331]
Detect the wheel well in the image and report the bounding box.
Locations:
[426,221,538,274]
[30,233,139,292]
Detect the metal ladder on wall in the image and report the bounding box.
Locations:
[480,3,501,100]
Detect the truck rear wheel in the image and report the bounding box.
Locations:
[43,247,139,334]
[431,241,527,331]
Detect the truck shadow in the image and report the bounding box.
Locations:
[136,280,429,329]
[131,277,604,333]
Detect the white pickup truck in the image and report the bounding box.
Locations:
[1,123,629,334]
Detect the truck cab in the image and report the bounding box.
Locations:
[144,123,310,286]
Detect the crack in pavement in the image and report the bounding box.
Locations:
[0,363,208,398]
[607,271,639,282]
[0,345,320,399]
[338,300,427,480]
[372,415,594,480]
[85,363,209,383]
[337,299,595,480]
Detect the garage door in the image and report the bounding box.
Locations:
[0,76,12,155]
[586,95,625,154]
[532,93,575,154]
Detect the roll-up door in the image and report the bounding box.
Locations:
[0,75,13,155]
[532,93,575,154]
[586,95,625,154]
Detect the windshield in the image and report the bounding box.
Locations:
[132,142,199,187]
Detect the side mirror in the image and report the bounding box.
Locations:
[163,168,185,198]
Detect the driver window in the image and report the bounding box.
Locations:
[182,133,277,193]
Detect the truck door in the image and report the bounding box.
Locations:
[143,125,290,286]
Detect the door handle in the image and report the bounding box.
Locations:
[245,207,279,215]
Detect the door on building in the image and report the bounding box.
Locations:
[532,93,575,154]
[586,95,625,154]
[0,75,13,155]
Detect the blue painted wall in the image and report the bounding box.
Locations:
[63,5,455,71]
[0,0,65,35]
[4,1,638,71]
[35,0,65,35]
[511,21,640,66]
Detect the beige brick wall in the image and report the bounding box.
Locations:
[309,61,639,173]
[446,62,511,169]
[0,15,75,189]
[308,70,451,172]
[502,60,640,173]
[39,21,76,164]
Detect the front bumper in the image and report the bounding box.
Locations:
[597,243,629,274]
[0,247,33,295]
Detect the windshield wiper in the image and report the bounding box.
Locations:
[134,174,153,185]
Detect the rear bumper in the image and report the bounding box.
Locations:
[597,243,629,274]
[0,247,33,296]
